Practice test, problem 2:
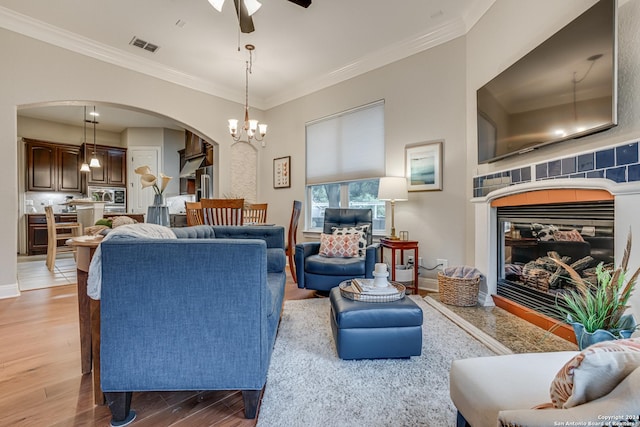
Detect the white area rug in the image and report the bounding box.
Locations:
[257,296,505,427]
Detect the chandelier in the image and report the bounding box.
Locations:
[208,0,262,15]
[228,44,267,146]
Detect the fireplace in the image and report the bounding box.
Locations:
[496,200,614,319]
[472,177,640,332]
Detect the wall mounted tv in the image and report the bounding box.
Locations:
[477,0,617,164]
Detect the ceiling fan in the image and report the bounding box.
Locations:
[208,0,311,33]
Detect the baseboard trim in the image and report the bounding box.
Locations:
[0,282,20,299]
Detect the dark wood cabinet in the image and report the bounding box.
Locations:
[27,213,78,255]
[26,139,82,192]
[83,144,127,187]
[184,131,205,159]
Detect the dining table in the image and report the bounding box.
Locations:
[67,235,104,405]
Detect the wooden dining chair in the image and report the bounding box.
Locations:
[185,201,204,226]
[45,205,83,271]
[201,198,244,225]
[243,203,268,224]
[286,200,302,282]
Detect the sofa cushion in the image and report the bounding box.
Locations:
[172,225,216,238]
[305,254,365,276]
[332,225,370,256]
[549,337,640,408]
[319,233,360,258]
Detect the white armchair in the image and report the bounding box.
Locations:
[450,351,640,427]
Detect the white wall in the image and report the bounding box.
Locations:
[262,37,468,280]
[466,0,640,260]
[0,28,246,297]
[466,0,640,313]
[17,115,123,147]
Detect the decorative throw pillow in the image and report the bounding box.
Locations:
[553,229,585,242]
[530,223,558,241]
[332,225,370,256]
[549,338,640,408]
[319,233,360,258]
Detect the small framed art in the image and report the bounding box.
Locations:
[405,141,443,191]
[273,156,291,189]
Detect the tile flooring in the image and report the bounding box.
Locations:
[17,253,77,291]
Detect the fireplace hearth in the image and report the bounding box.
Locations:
[472,178,640,337]
[497,200,614,319]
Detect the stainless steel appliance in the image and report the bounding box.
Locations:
[87,186,126,213]
[195,166,214,201]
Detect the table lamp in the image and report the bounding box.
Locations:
[377,176,408,240]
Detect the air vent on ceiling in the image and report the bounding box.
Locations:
[129,36,160,53]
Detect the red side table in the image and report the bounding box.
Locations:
[379,238,419,294]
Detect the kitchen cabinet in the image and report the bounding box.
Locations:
[26,139,83,192]
[83,144,127,186]
[184,131,206,159]
[27,213,78,255]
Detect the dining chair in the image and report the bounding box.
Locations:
[286,200,302,282]
[185,201,204,226]
[45,205,83,271]
[201,198,244,225]
[243,203,268,224]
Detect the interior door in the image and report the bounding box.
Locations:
[128,147,161,215]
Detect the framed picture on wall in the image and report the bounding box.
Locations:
[273,156,291,189]
[405,141,443,191]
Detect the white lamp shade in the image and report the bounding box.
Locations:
[378,176,408,201]
[80,162,91,172]
[258,123,267,135]
[208,0,225,12]
[89,157,101,168]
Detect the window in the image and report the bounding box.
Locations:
[305,101,386,233]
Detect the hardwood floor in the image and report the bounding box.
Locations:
[0,272,314,427]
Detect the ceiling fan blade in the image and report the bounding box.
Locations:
[233,0,255,33]
[287,0,311,7]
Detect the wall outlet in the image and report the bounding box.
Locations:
[436,259,448,270]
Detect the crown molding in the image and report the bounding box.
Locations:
[0,4,492,110]
[264,18,467,108]
[0,6,246,105]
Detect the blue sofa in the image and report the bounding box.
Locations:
[98,225,286,425]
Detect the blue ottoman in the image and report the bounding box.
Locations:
[329,287,423,360]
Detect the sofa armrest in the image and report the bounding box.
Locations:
[498,367,640,426]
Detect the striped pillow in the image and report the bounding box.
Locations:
[549,337,640,408]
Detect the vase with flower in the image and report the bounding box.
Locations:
[135,165,172,226]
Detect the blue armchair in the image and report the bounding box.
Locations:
[295,208,379,292]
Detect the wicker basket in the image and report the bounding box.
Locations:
[437,271,481,307]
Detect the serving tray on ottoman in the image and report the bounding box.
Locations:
[329,287,423,360]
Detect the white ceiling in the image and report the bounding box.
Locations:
[1,0,495,131]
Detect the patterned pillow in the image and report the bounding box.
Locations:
[549,338,640,408]
[530,223,558,241]
[319,233,360,258]
[332,225,370,257]
[553,229,585,242]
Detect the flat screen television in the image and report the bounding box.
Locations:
[477,0,617,164]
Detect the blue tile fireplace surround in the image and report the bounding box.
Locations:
[473,141,640,197]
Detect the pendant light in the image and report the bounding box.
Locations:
[89,106,101,168]
[79,106,90,172]
[228,44,267,147]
